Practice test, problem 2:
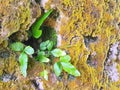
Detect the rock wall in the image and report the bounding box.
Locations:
[0,0,41,43]
[1,0,120,90]
[46,0,120,89]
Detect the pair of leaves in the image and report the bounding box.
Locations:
[36,40,54,63]
[20,46,34,77]
[10,42,34,55]
[10,42,34,77]
[40,40,54,51]
[54,55,80,77]
[32,9,53,39]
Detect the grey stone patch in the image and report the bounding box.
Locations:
[0,71,16,82]
[0,50,10,59]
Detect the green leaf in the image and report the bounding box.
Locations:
[38,50,45,56]
[19,53,28,77]
[24,46,34,55]
[47,41,54,51]
[35,50,45,61]
[61,62,80,76]
[32,9,53,32]
[51,49,66,57]
[40,40,49,50]
[32,29,42,39]
[20,64,27,77]
[32,9,53,39]
[40,70,48,80]
[54,62,62,76]
[39,56,50,63]
[10,42,24,51]
[60,55,71,62]
[40,43,47,51]
[19,53,28,65]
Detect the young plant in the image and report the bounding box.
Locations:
[36,40,54,63]
[36,40,80,79]
[35,40,54,80]
[51,49,80,77]
[10,42,34,77]
[32,9,53,39]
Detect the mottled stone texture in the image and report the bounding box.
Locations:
[1,0,120,90]
[0,0,41,43]
[0,0,41,90]
[44,0,120,90]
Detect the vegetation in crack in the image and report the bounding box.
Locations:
[9,9,80,80]
[31,9,53,39]
[37,40,80,80]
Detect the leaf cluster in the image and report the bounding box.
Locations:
[10,42,34,77]
[36,40,80,79]
[9,9,80,80]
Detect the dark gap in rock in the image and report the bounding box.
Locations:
[83,35,98,47]
[87,54,97,68]
[118,22,120,28]
[67,74,75,81]
[86,54,92,66]
[41,25,57,46]
[35,0,40,3]
[24,37,40,51]
[31,78,44,90]
[57,74,63,81]
[32,79,40,89]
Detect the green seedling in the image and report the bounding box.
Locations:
[36,40,54,63]
[32,9,53,39]
[52,49,80,77]
[36,40,80,78]
[10,42,34,77]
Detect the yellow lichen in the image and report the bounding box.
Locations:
[51,0,120,89]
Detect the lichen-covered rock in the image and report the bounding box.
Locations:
[1,0,120,90]
[0,0,42,89]
[0,0,41,43]
[0,48,44,90]
[41,0,120,90]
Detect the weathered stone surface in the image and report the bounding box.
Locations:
[1,0,120,90]
[41,0,120,89]
[0,48,44,90]
[0,0,41,90]
[0,0,41,43]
